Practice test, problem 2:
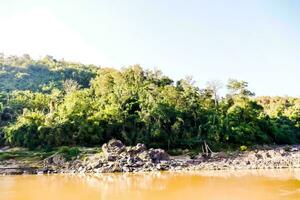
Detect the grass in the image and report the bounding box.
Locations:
[58,146,81,160]
[0,153,14,161]
[0,147,103,162]
[0,149,55,162]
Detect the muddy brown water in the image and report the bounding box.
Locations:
[1,169,300,200]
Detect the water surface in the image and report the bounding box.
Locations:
[1,170,300,200]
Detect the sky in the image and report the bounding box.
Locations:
[0,0,299,96]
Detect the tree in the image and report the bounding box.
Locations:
[227,79,254,97]
[63,79,80,94]
[206,80,223,107]
[1,54,299,150]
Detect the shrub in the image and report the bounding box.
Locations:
[58,146,80,160]
[240,145,248,151]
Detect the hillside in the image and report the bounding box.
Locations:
[0,54,97,92]
[0,54,299,150]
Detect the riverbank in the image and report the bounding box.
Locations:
[1,140,300,175]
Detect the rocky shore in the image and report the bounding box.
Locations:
[1,140,300,175]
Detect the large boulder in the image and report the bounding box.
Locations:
[94,140,171,172]
[137,151,151,161]
[148,148,170,163]
[108,139,125,149]
[102,139,125,160]
[43,154,66,166]
[127,143,147,156]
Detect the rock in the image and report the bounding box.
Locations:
[0,146,10,152]
[122,166,131,172]
[107,155,118,162]
[93,168,102,173]
[88,160,103,169]
[37,170,44,175]
[97,140,170,172]
[255,153,263,160]
[127,143,147,156]
[111,163,122,172]
[43,154,66,166]
[102,140,126,161]
[148,148,170,163]
[136,143,146,152]
[156,164,162,170]
[266,150,280,159]
[102,143,108,153]
[279,149,289,156]
[53,155,66,165]
[127,157,136,165]
[95,167,110,173]
[108,139,125,149]
[134,160,144,167]
[14,140,298,175]
[138,151,151,161]
[291,147,298,152]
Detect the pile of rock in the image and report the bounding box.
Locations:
[189,147,300,171]
[4,141,300,175]
[77,139,172,173]
[44,141,300,174]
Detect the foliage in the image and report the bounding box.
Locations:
[0,54,97,92]
[0,54,299,150]
[240,145,248,151]
[58,146,81,160]
[0,149,54,161]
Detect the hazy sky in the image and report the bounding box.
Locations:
[0,0,299,96]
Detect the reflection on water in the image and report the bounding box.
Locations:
[1,170,300,200]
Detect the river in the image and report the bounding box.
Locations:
[1,170,300,200]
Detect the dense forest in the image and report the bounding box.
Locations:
[0,54,299,150]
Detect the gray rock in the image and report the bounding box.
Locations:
[255,153,263,160]
[138,151,150,161]
[122,166,131,172]
[291,147,298,152]
[127,143,147,156]
[148,148,170,162]
[107,155,118,162]
[89,160,103,169]
[111,163,122,172]
[108,139,125,149]
[44,154,66,166]
[102,140,126,161]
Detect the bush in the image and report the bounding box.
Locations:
[58,146,80,160]
[0,131,5,147]
[240,145,248,151]
[0,153,14,161]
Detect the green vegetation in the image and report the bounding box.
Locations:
[0,54,299,151]
[0,148,54,161]
[58,146,81,160]
[240,145,248,151]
